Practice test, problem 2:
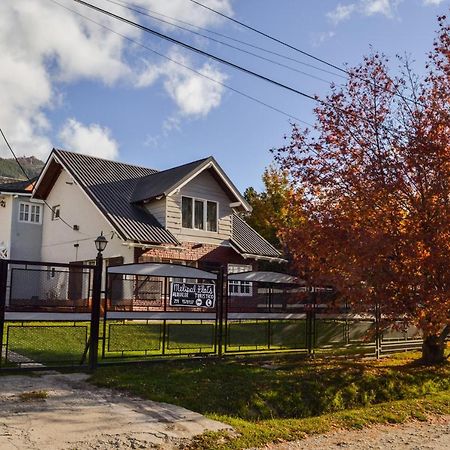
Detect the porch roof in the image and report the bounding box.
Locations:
[107,262,218,280]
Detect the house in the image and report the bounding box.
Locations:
[0,177,42,260]
[32,149,283,283]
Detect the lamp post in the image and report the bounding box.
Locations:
[89,232,108,371]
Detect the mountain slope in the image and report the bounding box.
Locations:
[0,156,44,183]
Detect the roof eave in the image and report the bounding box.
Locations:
[229,241,285,263]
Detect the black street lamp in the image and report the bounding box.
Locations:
[90,232,108,371]
[94,232,108,255]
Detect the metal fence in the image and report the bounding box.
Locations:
[0,259,431,372]
[102,267,220,360]
[0,259,98,370]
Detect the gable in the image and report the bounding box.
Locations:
[33,150,178,245]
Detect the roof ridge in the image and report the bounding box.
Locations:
[137,156,212,180]
[53,148,159,173]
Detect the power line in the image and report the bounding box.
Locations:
[0,128,83,232]
[187,0,348,75]
[73,0,394,129]
[117,0,345,78]
[73,1,335,106]
[50,0,311,125]
[186,0,421,107]
[102,0,345,82]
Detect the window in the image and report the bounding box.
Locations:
[182,197,193,228]
[181,196,218,232]
[18,202,42,224]
[194,200,204,229]
[228,264,253,296]
[207,201,217,232]
[52,205,60,220]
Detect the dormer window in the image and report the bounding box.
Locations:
[182,196,218,232]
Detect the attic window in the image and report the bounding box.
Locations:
[182,196,218,232]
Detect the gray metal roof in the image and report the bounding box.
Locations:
[108,262,217,280]
[228,271,301,284]
[131,158,210,203]
[54,150,179,245]
[0,177,37,193]
[231,214,282,258]
[41,150,281,258]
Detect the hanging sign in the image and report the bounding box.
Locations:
[170,282,216,308]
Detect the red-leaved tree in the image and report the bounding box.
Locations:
[274,16,450,364]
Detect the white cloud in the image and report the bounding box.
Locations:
[312,30,336,47]
[0,0,232,160]
[422,0,446,5]
[59,119,119,160]
[327,0,401,24]
[327,4,357,24]
[137,50,227,117]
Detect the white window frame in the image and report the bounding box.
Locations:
[181,196,218,233]
[18,202,42,224]
[228,264,253,297]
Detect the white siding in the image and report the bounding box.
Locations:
[40,169,134,264]
[167,169,233,245]
[0,194,12,257]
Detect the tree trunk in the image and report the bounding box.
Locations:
[421,327,449,365]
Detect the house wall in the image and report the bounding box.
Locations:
[10,196,43,261]
[40,168,134,264]
[0,193,12,257]
[165,169,234,246]
[143,197,166,226]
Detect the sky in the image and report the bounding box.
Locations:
[1,0,449,191]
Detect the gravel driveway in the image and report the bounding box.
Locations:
[0,372,229,449]
[263,416,450,450]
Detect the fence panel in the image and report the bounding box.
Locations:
[0,260,95,370]
[101,271,219,361]
[224,280,310,354]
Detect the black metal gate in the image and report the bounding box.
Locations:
[0,259,99,370]
[101,263,220,361]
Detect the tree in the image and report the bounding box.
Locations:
[243,166,291,249]
[274,16,450,364]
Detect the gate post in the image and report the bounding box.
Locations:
[306,289,317,356]
[89,253,103,371]
[375,302,381,359]
[217,266,224,357]
[0,259,7,368]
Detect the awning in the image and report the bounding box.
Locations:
[228,271,303,284]
[107,263,217,280]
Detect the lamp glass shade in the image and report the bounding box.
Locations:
[94,234,108,252]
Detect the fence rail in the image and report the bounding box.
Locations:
[0,258,436,372]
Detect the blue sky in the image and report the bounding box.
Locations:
[1,0,449,191]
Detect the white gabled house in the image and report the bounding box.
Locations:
[31,149,283,282]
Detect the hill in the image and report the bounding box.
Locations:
[0,156,44,183]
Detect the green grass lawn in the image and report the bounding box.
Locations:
[90,351,450,449]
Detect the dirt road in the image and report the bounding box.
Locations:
[264,416,450,450]
[0,372,229,449]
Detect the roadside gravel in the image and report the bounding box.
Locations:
[261,415,450,450]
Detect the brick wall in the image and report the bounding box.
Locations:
[135,242,254,268]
